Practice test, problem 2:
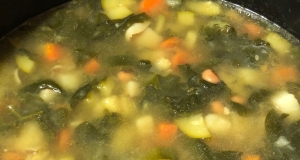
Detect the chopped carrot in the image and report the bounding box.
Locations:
[160,37,181,49]
[44,43,61,62]
[210,101,226,115]
[242,154,261,160]
[117,71,134,82]
[158,123,178,145]
[230,95,247,105]
[84,58,100,74]
[243,22,263,39]
[270,65,298,86]
[57,128,72,150]
[170,50,194,68]
[140,0,167,15]
[2,151,25,160]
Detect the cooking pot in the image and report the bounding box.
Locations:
[0,0,299,39]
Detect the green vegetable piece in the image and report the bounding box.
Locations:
[265,109,289,142]
[248,89,271,110]
[230,101,253,116]
[20,79,65,94]
[105,55,136,67]
[49,108,69,131]
[91,113,122,142]
[93,13,150,39]
[74,122,101,147]
[144,147,179,160]
[178,64,197,79]
[138,60,152,72]
[69,82,94,109]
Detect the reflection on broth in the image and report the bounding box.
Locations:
[0,0,300,159]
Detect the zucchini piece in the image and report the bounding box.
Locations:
[177,11,195,26]
[263,32,291,55]
[175,114,211,138]
[15,54,35,73]
[186,1,221,16]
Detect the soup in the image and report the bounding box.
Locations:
[0,0,300,159]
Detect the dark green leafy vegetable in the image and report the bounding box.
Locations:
[248,89,272,110]
[20,79,65,94]
[178,64,197,79]
[93,12,150,39]
[230,101,254,116]
[202,24,271,68]
[144,147,179,160]
[265,109,289,142]
[137,60,152,72]
[211,151,242,160]
[91,113,123,142]
[49,108,69,131]
[69,81,97,109]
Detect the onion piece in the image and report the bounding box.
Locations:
[14,69,21,85]
[125,21,151,41]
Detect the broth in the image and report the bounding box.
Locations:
[0,0,300,159]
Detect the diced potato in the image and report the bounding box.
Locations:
[126,81,141,97]
[134,28,163,49]
[271,91,300,123]
[39,89,58,103]
[136,115,155,136]
[263,32,291,55]
[105,6,133,20]
[186,1,221,16]
[155,14,166,33]
[102,95,120,113]
[14,121,46,151]
[177,11,195,26]
[184,30,198,49]
[56,71,83,92]
[101,0,135,10]
[175,114,211,138]
[15,54,35,73]
[119,96,138,116]
[101,0,135,20]
[204,114,231,135]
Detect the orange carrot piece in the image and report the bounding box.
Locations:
[242,154,261,160]
[117,71,134,82]
[84,58,100,74]
[160,37,181,48]
[140,0,167,15]
[271,66,298,86]
[58,128,72,150]
[158,123,178,142]
[170,50,190,68]
[45,43,61,62]
[2,152,25,160]
[210,101,225,115]
[243,22,263,39]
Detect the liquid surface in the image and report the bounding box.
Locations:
[0,0,300,159]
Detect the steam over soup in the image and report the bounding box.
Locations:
[0,0,300,159]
